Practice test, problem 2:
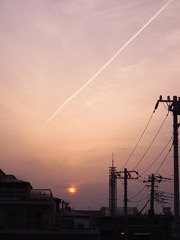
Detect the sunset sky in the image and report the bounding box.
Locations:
[0,0,180,211]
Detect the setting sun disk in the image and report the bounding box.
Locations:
[69,187,76,193]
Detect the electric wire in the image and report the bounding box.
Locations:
[163,102,169,110]
[121,111,154,170]
[139,198,150,214]
[155,142,173,174]
[157,191,173,199]
[130,195,150,203]
[129,178,145,183]
[129,186,147,200]
[129,197,151,224]
[141,136,172,176]
[133,112,169,170]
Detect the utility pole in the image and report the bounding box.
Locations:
[155,95,180,238]
[150,174,155,218]
[116,168,139,240]
[143,174,163,219]
[144,174,166,240]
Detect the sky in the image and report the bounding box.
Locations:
[0,0,180,211]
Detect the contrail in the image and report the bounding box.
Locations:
[44,0,172,126]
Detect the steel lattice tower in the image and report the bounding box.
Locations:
[109,156,117,216]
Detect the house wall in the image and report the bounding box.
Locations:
[0,202,56,231]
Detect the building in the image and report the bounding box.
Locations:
[97,214,172,240]
[0,169,99,240]
[0,169,59,231]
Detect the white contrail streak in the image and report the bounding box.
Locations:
[44,0,172,126]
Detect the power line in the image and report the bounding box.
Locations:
[122,111,154,170]
[129,198,151,223]
[155,142,173,174]
[129,186,147,201]
[133,112,169,170]
[130,194,150,204]
[141,137,172,176]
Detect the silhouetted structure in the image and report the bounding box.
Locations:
[0,169,62,231]
[0,169,99,240]
[97,214,172,240]
[109,157,117,216]
[155,95,180,239]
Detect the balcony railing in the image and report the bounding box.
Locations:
[0,188,53,200]
[30,189,53,199]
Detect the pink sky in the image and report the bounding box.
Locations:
[0,0,179,211]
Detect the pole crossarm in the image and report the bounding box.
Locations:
[143,174,172,218]
[154,95,180,115]
[115,170,139,179]
[143,174,170,184]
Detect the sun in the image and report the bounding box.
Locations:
[69,187,76,193]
